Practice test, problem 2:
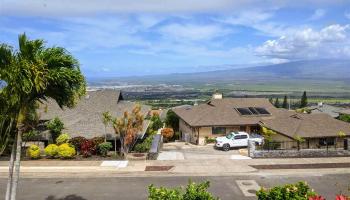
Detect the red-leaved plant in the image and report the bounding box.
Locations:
[335,195,349,200]
[80,140,96,157]
[309,195,349,200]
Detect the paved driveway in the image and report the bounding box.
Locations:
[158,142,248,160]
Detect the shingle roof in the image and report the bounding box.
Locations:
[260,112,350,139]
[308,104,346,118]
[38,90,151,139]
[173,98,280,127]
[339,109,350,115]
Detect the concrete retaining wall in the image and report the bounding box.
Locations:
[252,149,350,158]
[249,139,350,158]
[147,134,163,160]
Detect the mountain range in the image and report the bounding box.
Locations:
[88,59,350,86]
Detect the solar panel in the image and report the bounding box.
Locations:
[254,107,271,115]
[236,108,252,115]
[248,107,259,114]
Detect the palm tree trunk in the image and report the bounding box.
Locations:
[10,125,23,200]
[114,137,117,156]
[5,134,17,200]
[104,126,107,142]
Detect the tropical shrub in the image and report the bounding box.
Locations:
[69,136,87,152]
[148,180,219,200]
[27,144,41,159]
[151,113,163,131]
[174,131,180,140]
[134,136,153,153]
[339,114,350,123]
[98,142,112,156]
[161,128,174,140]
[58,143,76,159]
[165,110,179,131]
[56,133,70,145]
[91,136,104,146]
[256,181,316,200]
[44,144,59,158]
[205,137,216,144]
[81,140,96,157]
[46,117,64,142]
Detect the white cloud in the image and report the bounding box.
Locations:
[345,11,350,20]
[158,23,232,41]
[309,9,326,20]
[255,24,350,60]
[219,10,273,25]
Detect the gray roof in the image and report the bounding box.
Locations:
[38,90,151,139]
[261,112,350,139]
[308,104,348,118]
[339,109,350,115]
[173,98,280,127]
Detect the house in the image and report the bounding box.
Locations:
[37,89,151,141]
[307,103,348,118]
[173,93,283,145]
[173,93,350,145]
[339,109,350,115]
[260,111,350,148]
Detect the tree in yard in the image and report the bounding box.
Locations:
[46,117,64,143]
[150,113,163,131]
[164,109,179,131]
[300,91,308,108]
[274,98,280,108]
[261,127,277,142]
[268,97,273,104]
[102,111,112,142]
[112,105,144,158]
[282,96,288,109]
[0,34,86,200]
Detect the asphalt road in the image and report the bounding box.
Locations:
[0,174,349,200]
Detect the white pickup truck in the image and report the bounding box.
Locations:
[215,131,264,151]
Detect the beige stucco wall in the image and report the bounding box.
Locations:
[270,133,293,142]
[196,125,255,145]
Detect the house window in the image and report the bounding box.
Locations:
[212,127,226,135]
[319,138,335,146]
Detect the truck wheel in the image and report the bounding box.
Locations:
[223,144,230,151]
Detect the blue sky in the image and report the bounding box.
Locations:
[1,0,350,78]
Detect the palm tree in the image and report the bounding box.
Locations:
[0,34,86,200]
[102,111,112,141]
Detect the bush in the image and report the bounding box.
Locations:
[44,144,59,158]
[174,131,180,140]
[161,128,174,140]
[256,181,316,200]
[91,137,104,146]
[134,136,153,153]
[27,144,41,159]
[148,180,219,200]
[46,117,64,141]
[165,110,179,131]
[56,133,70,145]
[69,136,87,152]
[81,140,96,157]
[58,143,76,159]
[151,114,163,131]
[98,142,112,156]
[205,137,216,144]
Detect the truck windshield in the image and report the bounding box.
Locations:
[226,134,233,139]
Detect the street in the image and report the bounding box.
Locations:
[1,174,349,200]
